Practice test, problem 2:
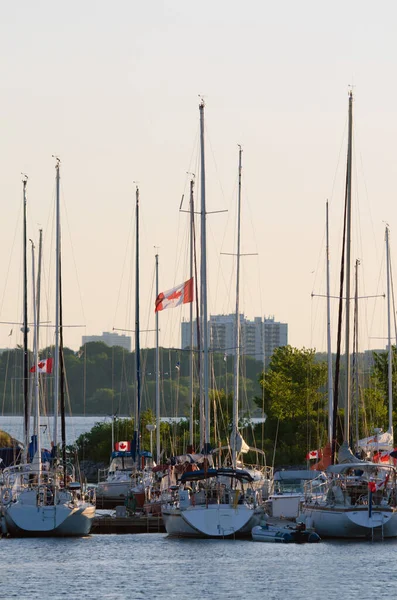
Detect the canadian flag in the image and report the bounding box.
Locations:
[30,358,53,374]
[306,450,319,460]
[155,278,193,312]
[115,441,130,452]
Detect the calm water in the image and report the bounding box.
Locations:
[2,418,397,600]
[1,534,397,600]
[0,415,113,446]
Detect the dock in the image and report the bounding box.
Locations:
[92,513,165,534]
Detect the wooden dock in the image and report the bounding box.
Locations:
[92,514,165,534]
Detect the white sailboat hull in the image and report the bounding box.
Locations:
[4,501,95,537]
[301,505,397,539]
[162,504,263,538]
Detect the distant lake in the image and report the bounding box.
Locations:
[1,414,266,446]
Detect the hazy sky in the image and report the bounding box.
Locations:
[1,1,396,355]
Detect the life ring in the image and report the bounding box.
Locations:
[1,488,12,505]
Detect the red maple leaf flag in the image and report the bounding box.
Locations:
[306,449,319,460]
[155,277,194,312]
[30,358,53,374]
[115,441,131,452]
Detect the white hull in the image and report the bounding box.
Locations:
[301,505,397,539]
[5,502,95,537]
[162,504,264,538]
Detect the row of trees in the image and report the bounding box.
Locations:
[0,341,262,417]
[1,340,394,467]
[69,344,396,467]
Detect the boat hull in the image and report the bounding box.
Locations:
[4,503,95,537]
[162,504,263,538]
[301,505,397,539]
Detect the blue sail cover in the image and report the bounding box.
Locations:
[28,435,51,463]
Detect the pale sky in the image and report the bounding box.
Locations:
[1,1,396,355]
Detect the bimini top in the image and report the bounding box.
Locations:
[180,467,254,484]
[274,470,325,481]
[327,462,396,475]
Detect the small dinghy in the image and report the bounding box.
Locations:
[252,522,321,543]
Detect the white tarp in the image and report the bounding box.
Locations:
[357,430,394,452]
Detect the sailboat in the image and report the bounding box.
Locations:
[162,105,272,538]
[3,161,95,537]
[300,92,397,539]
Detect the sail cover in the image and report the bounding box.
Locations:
[234,431,250,454]
[338,440,361,464]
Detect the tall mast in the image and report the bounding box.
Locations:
[232,146,243,469]
[22,176,29,457]
[344,90,353,443]
[33,229,43,438]
[133,185,141,464]
[155,252,160,464]
[386,226,393,436]
[59,231,67,487]
[199,100,210,451]
[353,259,360,446]
[31,240,41,484]
[326,201,334,444]
[53,157,60,447]
[189,177,195,449]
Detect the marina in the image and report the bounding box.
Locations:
[2,2,397,599]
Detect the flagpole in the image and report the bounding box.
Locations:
[155,252,160,464]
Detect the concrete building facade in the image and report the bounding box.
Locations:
[181,314,288,364]
[82,331,132,352]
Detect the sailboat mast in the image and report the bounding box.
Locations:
[199,100,210,451]
[189,177,195,449]
[386,226,393,435]
[59,237,67,487]
[326,201,334,444]
[232,146,243,469]
[155,252,160,464]
[353,259,360,446]
[53,158,60,447]
[31,240,41,485]
[133,185,141,464]
[22,176,29,457]
[344,91,353,442]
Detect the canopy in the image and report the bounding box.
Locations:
[180,467,254,484]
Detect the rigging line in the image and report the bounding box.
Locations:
[390,252,397,343]
[354,121,381,273]
[112,207,134,332]
[60,178,87,328]
[0,197,23,319]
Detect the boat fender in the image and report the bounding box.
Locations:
[1,488,12,505]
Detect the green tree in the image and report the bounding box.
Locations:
[255,345,328,465]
